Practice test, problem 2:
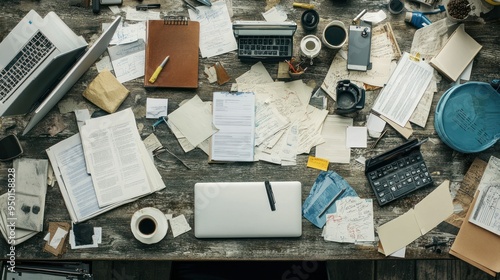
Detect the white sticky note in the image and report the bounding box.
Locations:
[49,227,68,249]
[346,126,367,148]
[146,98,168,119]
[170,214,192,238]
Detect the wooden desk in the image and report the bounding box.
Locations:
[0,0,498,261]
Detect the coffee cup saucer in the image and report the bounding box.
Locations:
[131,207,169,244]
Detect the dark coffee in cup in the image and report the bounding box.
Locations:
[138,217,156,235]
[322,20,347,49]
[324,25,346,46]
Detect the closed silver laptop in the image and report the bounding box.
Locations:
[194,181,302,238]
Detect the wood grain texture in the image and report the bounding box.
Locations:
[0,0,499,263]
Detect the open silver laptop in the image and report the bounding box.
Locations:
[22,15,121,135]
[0,10,88,117]
[194,181,302,238]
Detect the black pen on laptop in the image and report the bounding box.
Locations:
[265,180,276,211]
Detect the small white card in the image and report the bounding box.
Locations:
[146,98,168,119]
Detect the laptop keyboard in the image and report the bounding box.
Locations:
[0,31,55,102]
[237,36,292,60]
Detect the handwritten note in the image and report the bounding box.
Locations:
[188,1,237,58]
[323,197,375,243]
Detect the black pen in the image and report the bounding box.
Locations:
[136,4,161,10]
[265,180,276,211]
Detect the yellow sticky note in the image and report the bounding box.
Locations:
[307,156,329,171]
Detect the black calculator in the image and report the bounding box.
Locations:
[365,139,433,206]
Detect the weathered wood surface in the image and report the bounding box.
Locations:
[0,0,499,261]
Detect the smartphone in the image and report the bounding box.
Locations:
[0,135,23,161]
[347,22,372,71]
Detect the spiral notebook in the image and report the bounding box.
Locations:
[144,16,200,88]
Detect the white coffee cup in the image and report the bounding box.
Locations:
[300,35,322,60]
[131,207,168,244]
[322,20,348,49]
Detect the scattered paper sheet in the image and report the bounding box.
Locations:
[390,247,406,258]
[323,197,375,243]
[124,6,161,21]
[109,21,146,45]
[315,115,352,164]
[108,39,145,83]
[146,98,168,119]
[169,215,192,238]
[167,95,216,148]
[378,180,454,256]
[346,126,367,148]
[366,113,386,138]
[235,62,274,84]
[188,1,237,58]
[469,156,500,236]
[95,55,113,73]
[49,227,68,249]
[361,10,387,24]
[262,6,287,22]
[302,171,358,228]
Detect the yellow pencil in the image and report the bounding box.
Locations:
[149,55,170,84]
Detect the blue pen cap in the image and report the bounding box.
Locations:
[434,82,500,153]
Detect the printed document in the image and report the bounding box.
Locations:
[372,52,434,127]
[211,92,256,162]
[46,134,135,223]
[80,108,165,207]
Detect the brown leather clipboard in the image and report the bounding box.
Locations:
[144,17,200,88]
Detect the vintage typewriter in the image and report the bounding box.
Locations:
[365,139,433,206]
[232,21,297,62]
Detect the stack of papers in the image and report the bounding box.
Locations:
[167,62,329,166]
[0,159,48,245]
[47,108,166,223]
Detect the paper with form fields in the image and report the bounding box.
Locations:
[372,52,433,127]
[210,92,256,162]
[80,108,165,207]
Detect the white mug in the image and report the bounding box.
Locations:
[322,20,348,49]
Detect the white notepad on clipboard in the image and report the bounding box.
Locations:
[194,181,302,238]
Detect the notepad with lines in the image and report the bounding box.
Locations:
[144,16,200,88]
